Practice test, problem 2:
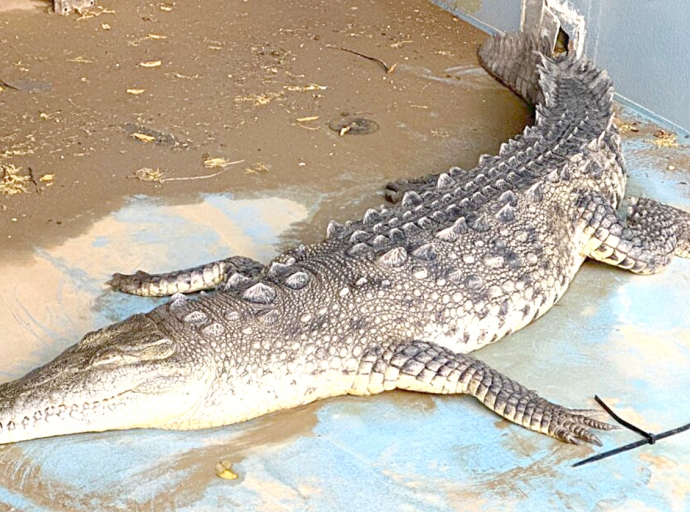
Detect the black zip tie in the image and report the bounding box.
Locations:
[593,395,656,442]
[573,395,690,467]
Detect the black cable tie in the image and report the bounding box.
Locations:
[594,395,653,439]
[573,396,690,468]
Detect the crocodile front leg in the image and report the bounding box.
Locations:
[351,341,614,445]
[108,256,265,297]
[578,195,690,273]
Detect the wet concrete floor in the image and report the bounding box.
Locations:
[1,0,690,511]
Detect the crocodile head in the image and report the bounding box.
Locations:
[0,314,214,444]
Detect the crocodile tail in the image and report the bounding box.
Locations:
[478,31,553,107]
[479,32,616,120]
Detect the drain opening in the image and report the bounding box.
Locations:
[554,26,571,56]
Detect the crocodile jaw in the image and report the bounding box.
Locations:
[0,314,212,444]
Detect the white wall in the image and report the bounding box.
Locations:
[432,0,690,133]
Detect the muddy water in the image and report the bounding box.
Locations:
[0,0,529,251]
[0,0,535,508]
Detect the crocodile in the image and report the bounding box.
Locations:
[1,31,689,448]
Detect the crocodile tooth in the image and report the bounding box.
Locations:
[284,271,310,290]
[349,230,370,244]
[363,208,382,225]
[436,217,467,242]
[267,261,293,277]
[411,243,436,261]
[436,173,455,189]
[326,220,345,238]
[377,247,408,268]
[496,203,515,223]
[401,190,423,208]
[370,235,389,248]
[401,222,421,236]
[499,190,518,205]
[469,213,490,232]
[525,182,544,202]
[347,243,370,257]
[242,283,276,304]
[388,228,405,242]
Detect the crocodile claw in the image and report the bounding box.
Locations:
[544,406,617,446]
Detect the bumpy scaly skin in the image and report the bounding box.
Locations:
[1,32,689,447]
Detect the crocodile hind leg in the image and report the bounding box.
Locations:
[108,256,265,297]
[578,195,690,273]
[351,341,614,445]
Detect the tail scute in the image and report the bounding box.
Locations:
[478,32,552,107]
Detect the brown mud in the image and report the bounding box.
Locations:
[0,0,530,253]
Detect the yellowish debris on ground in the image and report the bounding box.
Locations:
[133,167,165,183]
[215,461,239,480]
[651,129,680,148]
[0,164,31,196]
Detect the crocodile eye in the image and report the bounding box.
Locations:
[91,339,175,367]
[123,338,176,361]
[92,351,125,367]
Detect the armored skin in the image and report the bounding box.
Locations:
[1,32,689,447]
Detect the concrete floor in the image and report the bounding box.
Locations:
[1,1,690,511]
